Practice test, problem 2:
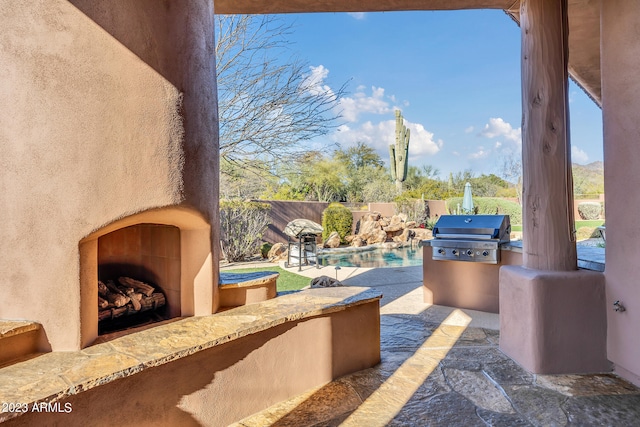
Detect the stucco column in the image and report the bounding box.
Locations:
[521,0,577,271]
[498,0,607,374]
[602,0,640,386]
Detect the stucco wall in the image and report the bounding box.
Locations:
[260,200,447,244]
[602,0,640,385]
[0,1,218,350]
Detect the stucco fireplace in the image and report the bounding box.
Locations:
[77,208,219,347]
[0,2,219,351]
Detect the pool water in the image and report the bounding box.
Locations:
[318,245,423,268]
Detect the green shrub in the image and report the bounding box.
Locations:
[446,197,522,224]
[260,242,273,259]
[219,200,271,262]
[578,202,602,220]
[425,217,438,230]
[322,203,353,242]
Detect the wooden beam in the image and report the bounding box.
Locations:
[214,0,515,15]
[521,0,577,271]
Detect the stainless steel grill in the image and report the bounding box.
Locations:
[430,215,511,264]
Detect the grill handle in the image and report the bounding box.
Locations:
[433,233,494,240]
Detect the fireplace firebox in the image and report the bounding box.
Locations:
[96,224,181,334]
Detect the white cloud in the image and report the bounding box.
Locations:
[347,12,366,20]
[302,65,337,101]
[309,76,408,122]
[331,118,442,160]
[572,145,589,163]
[479,118,521,144]
[495,141,502,149]
[469,147,490,160]
[409,122,444,155]
[452,151,460,156]
[339,86,393,122]
[465,126,474,133]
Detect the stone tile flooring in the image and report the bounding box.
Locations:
[232,265,640,427]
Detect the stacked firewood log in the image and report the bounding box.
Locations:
[98,277,165,321]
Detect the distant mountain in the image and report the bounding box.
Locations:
[572,161,604,197]
[578,160,603,172]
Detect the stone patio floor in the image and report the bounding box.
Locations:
[228,264,640,427]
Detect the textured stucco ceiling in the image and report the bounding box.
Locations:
[214,0,601,106]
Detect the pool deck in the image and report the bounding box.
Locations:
[225,251,640,427]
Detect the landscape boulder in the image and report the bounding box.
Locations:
[367,229,388,245]
[351,236,367,247]
[411,228,433,240]
[358,219,380,237]
[310,275,344,288]
[393,228,416,243]
[363,212,381,222]
[324,231,341,248]
[267,242,288,261]
[383,223,404,233]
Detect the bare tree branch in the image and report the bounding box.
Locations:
[215,15,346,177]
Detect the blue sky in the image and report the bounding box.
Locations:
[277,9,603,179]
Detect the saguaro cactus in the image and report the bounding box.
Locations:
[389,110,410,192]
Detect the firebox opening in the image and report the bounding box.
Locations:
[97,224,181,335]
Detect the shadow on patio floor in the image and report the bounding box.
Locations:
[232,266,640,427]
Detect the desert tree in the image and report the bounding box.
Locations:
[499,151,523,203]
[333,141,386,202]
[215,14,346,181]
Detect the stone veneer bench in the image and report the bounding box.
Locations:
[0,287,381,426]
[0,321,42,366]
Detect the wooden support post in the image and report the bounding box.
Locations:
[521,0,577,271]
[500,0,607,375]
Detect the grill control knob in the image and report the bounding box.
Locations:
[452,249,458,256]
[437,248,445,254]
[466,249,473,256]
[482,250,489,257]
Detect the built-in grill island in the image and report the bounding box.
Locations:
[431,215,511,264]
[421,215,521,313]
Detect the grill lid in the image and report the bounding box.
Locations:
[432,215,511,242]
[283,219,323,238]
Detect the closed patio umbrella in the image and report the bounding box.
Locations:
[462,182,474,214]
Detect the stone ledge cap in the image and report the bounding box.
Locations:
[0,286,381,422]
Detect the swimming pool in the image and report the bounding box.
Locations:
[318,245,423,268]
